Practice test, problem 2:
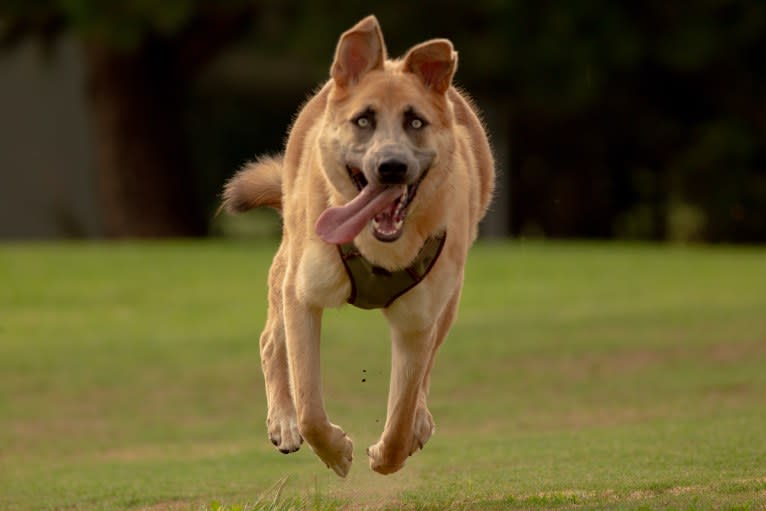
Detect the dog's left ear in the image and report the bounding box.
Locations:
[403,39,457,94]
[331,15,387,88]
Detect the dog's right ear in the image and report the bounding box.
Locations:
[330,15,387,88]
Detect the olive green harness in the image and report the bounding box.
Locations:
[337,232,447,310]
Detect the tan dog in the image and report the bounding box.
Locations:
[223,15,494,476]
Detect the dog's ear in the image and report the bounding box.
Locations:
[403,39,457,94]
[330,15,387,88]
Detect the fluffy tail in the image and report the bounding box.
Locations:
[221,155,283,213]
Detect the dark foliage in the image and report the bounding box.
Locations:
[3,0,764,240]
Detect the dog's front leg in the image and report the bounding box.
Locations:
[367,324,436,475]
[282,282,353,477]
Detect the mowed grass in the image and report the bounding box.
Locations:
[1,240,765,510]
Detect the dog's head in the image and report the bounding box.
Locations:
[316,16,457,245]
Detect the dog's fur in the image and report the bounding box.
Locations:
[222,16,494,476]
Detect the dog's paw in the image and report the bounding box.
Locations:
[306,423,354,477]
[411,404,436,454]
[267,414,302,454]
[366,439,406,475]
[367,405,435,475]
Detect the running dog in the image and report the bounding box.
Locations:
[223,15,494,476]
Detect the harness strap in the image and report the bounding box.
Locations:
[338,232,447,310]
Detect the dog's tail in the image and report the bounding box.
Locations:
[221,155,283,213]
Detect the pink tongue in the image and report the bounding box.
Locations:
[315,185,403,244]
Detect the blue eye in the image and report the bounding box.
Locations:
[410,118,423,129]
[356,116,370,128]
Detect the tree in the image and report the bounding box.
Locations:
[1,1,258,237]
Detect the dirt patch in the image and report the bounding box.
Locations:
[570,337,766,380]
[707,338,766,364]
[137,500,200,511]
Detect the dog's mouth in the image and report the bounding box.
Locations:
[348,167,423,242]
[314,166,424,245]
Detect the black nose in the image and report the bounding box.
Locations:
[377,159,408,184]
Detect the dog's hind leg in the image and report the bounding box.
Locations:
[421,283,462,401]
[261,242,302,454]
[414,284,462,453]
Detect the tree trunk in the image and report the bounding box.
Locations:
[84,40,205,237]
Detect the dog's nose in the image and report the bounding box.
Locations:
[378,159,408,184]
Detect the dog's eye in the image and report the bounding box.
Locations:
[404,109,429,131]
[352,109,375,130]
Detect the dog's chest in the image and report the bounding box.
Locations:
[295,242,351,308]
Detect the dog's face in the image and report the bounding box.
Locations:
[339,74,438,191]
[318,17,457,243]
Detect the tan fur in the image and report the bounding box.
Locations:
[223,16,494,476]
[222,155,283,212]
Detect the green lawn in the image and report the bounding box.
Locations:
[1,240,765,510]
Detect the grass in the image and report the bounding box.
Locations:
[1,240,765,510]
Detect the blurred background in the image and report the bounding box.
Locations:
[1,0,764,243]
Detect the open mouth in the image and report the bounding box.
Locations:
[314,166,429,245]
[347,166,422,242]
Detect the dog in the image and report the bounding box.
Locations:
[222,15,494,476]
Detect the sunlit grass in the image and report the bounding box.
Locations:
[1,240,765,510]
